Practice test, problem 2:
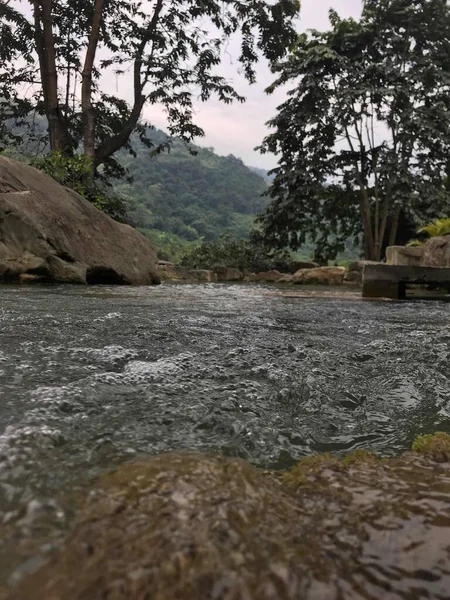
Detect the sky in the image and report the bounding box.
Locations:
[12,0,363,169]
[140,0,363,169]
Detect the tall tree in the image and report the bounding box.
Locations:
[258,0,450,262]
[0,0,300,181]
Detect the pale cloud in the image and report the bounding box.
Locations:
[141,0,363,169]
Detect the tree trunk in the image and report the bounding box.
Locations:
[358,188,375,260]
[377,194,390,262]
[33,0,72,154]
[388,203,401,247]
[39,0,63,151]
[81,0,105,184]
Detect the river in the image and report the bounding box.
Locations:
[1,283,450,589]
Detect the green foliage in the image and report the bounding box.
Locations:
[258,0,450,262]
[1,0,300,173]
[138,229,195,263]
[412,432,450,457]
[179,234,294,273]
[418,219,450,239]
[115,129,269,243]
[32,152,128,222]
[407,218,450,246]
[32,152,94,197]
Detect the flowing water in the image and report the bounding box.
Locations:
[0,283,450,589]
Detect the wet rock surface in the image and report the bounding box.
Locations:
[8,439,450,600]
[1,283,450,593]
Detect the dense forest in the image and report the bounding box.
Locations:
[114,129,269,255]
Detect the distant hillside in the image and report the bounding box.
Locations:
[114,129,268,253]
[4,119,270,258]
[248,166,275,183]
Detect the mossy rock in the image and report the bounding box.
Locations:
[8,437,450,600]
[412,431,450,461]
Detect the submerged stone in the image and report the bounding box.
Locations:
[8,435,450,600]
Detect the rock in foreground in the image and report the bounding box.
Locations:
[9,434,450,600]
[0,157,159,285]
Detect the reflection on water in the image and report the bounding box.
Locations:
[0,283,450,588]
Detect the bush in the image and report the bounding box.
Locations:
[31,152,128,222]
[138,229,194,262]
[408,218,450,246]
[179,234,295,273]
[419,218,450,238]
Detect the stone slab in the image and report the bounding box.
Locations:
[386,246,423,266]
[363,264,450,299]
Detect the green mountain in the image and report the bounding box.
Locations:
[114,129,268,256]
[248,166,274,183]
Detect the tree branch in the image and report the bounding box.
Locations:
[94,0,165,167]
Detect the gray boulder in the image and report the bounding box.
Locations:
[0,157,160,285]
[421,235,450,268]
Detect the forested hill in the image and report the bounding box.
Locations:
[114,129,269,249]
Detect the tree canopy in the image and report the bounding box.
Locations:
[0,0,299,181]
[258,0,450,262]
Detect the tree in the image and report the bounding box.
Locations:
[258,0,450,262]
[1,0,300,183]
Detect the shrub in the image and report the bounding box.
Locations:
[31,152,128,222]
[408,218,450,246]
[419,218,450,238]
[179,234,294,273]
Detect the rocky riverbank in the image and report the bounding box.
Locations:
[158,262,357,286]
[7,433,450,600]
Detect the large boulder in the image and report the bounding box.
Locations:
[420,235,450,267]
[291,266,345,285]
[0,157,160,285]
[8,433,450,600]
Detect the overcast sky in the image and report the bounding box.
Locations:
[141,0,363,169]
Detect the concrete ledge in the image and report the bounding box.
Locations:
[363,264,450,299]
[386,246,423,266]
